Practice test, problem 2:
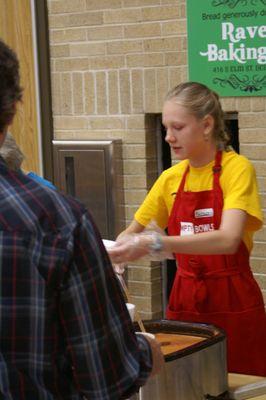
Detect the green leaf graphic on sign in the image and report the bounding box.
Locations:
[213,74,266,92]
[212,0,266,8]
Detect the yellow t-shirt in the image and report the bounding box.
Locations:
[135,151,263,252]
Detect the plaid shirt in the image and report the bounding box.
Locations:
[0,157,152,399]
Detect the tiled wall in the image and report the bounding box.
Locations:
[47,0,266,317]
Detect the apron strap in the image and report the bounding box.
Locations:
[212,150,223,229]
[212,150,223,188]
[177,163,189,194]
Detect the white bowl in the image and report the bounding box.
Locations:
[126,303,135,322]
[135,332,155,340]
[102,239,116,249]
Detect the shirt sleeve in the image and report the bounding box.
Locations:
[222,157,263,231]
[59,210,152,400]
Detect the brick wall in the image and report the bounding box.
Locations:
[47,0,266,318]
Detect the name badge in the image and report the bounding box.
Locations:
[194,208,214,218]
[180,222,194,236]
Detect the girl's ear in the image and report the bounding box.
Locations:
[203,114,214,134]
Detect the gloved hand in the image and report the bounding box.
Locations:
[107,231,173,263]
[106,220,174,264]
[107,233,150,264]
[113,263,126,275]
[102,239,127,274]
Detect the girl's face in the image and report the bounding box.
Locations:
[162,100,215,167]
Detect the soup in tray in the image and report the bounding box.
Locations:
[154,332,206,356]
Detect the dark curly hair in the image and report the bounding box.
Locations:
[0,39,23,133]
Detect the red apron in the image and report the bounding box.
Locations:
[166,151,266,376]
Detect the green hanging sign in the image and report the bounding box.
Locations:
[187,0,266,96]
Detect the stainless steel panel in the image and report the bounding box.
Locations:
[137,320,228,400]
[140,341,228,400]
[53,140,124,240]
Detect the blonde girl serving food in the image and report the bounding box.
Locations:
[108,81,266,376]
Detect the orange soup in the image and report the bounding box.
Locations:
[154,332,206,356]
